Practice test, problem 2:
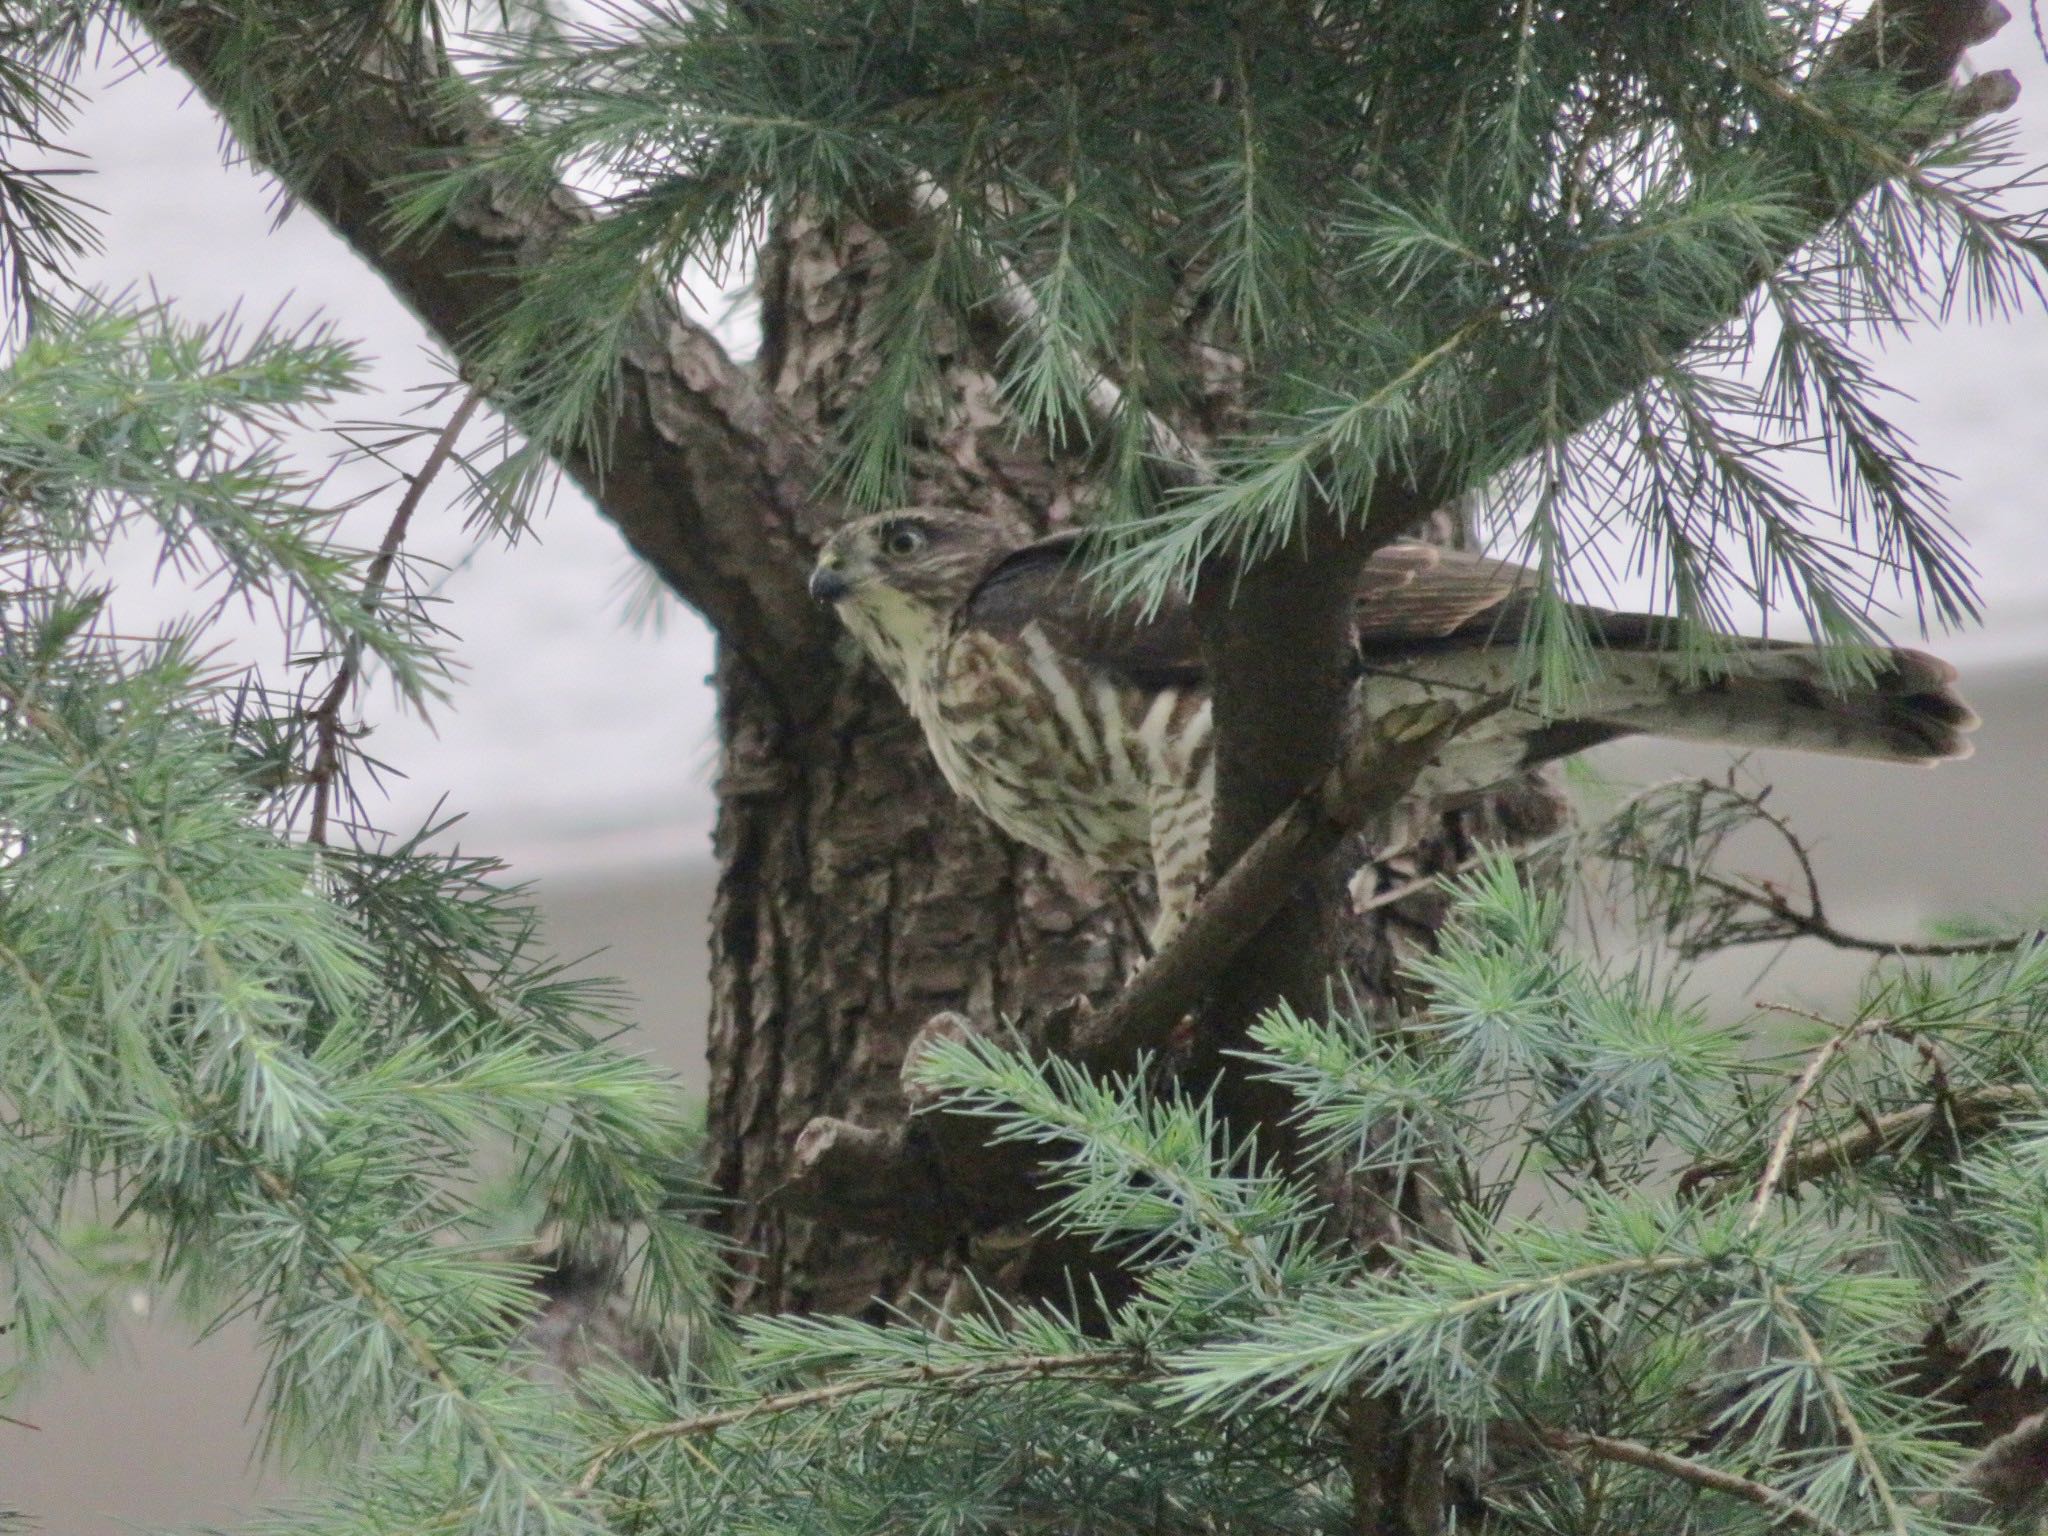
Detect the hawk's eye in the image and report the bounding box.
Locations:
[882,524,928,558]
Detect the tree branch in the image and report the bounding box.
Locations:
[304,389,480,846]
[1679,1083,2039,1201]
[1062,697,1505,1069]
[126,1,842,718]
[1535,1426,1854,1536]
[575,1348,1138,1490]
[1743,1016,1903,1231]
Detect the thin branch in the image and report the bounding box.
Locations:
[1602,776,2037,959]
[1769,1284,1912,1536]
[1747,1018,1889,1231]
[1741,1006,1975,1231]
[1537,1426,1854,1536]
[304,390,481,846]
[576,1349,1138,1490]
[1782,1084,2035,1184]
[1640,859,2035,959]
[1679,1083,2038,1200]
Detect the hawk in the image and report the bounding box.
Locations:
[810,508,1977,946]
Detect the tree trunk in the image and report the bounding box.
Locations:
[705,211,1152,1314]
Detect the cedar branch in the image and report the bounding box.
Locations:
[576,1349,1138,1490]
[1537,1427,1854,1536]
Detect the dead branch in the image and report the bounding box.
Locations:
[1601,775,2038,960]
[1680,1083,2039,1202]
[1745,1016,1901,1231]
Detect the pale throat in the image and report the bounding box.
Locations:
[842,585,953,701]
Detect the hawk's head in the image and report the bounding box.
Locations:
[810,508,1018,687]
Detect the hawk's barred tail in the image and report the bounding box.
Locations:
[1588,645,1979,764]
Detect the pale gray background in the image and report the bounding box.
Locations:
[6,20,2048,1534]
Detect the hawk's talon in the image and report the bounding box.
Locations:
[1379,700,1461,746]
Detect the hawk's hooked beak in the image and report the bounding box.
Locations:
[809,564,852,605]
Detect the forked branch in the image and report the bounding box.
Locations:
[128,0,839,716]
[1679,1082,2039,1202]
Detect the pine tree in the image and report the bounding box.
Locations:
[5,2,2048,1532]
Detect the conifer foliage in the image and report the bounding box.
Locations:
[4,3,2048,1534]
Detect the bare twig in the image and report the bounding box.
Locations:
[1784,1086,2035,1183]
[1603,776,2036,959]
[303,391,480,846]
[576,1349,1138,1490]
[1537,1426,1854,1536]
[1649,861,2034,960]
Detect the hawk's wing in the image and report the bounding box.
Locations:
[959,530,1206,690]
[1351,542,1536,654]
[960,532,1542,681]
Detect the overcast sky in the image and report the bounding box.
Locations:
[58,20,2048,877]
